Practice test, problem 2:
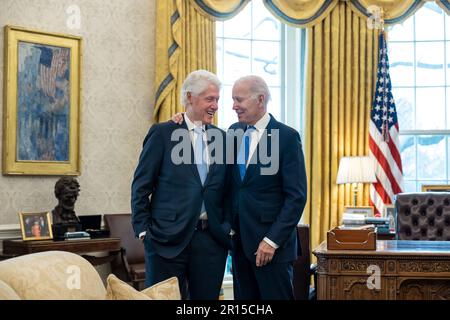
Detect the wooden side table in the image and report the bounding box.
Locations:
[2,237,121,266]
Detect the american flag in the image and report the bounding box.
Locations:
[369,32,403,217]
[37,46,68,98]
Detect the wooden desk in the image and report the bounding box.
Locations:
[314,240,450,300]
[2,237,121,266]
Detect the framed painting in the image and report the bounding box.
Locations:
[3,25,81,175]
[421,185,450,192]
[18,211,53,241]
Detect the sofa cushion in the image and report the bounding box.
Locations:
[142,276,180,300]
[0,279,21,300]
[106,274,151,300]
[0,251,106,300]
[105,274,180,300]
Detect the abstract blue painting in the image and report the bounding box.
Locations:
[17,42,70,161]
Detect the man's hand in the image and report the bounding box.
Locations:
[255,240,275,267]
[171,112,184,125]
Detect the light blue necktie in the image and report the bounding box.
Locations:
[194,127,207,184]
[194,127,207,215]
[237,126,255,181]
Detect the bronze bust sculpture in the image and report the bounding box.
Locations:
[52,177,81,237]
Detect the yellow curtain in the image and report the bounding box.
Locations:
[303,2,380,252]
[154,0,216,122]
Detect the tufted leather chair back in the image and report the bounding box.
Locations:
[395,193,450,240]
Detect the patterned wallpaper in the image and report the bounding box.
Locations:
[0,0,155,226]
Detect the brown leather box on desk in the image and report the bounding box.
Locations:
[327,227,376,250]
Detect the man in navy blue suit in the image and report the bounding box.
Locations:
[131,70,231,300]
[228,75,307,300]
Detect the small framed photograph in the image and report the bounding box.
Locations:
[344,206,374,217]
[421,185,450,192]
[18,212,53,241]
[383,205,396,231]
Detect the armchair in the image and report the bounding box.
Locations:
[293,224,317,300]
[395,192,450,240]
[103,213,146,289]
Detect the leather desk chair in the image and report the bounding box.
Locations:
[395,193,450,240]
[103,214,146,289]
[293,224,317,300]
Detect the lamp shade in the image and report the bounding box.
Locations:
[336,156,377,184]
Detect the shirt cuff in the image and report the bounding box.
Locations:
[263,237,279,249]
[139,231,147,239]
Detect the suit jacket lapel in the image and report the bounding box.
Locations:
[203,125,217,186]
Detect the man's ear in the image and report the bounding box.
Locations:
[258,94,265,107]
[187,92,193,105]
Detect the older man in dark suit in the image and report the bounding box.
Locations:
[131,70,231,300]
[228,75,307,300]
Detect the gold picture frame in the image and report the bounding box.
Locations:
[421,185,450,192]
[3,25,82,175]
[18,211,53,241]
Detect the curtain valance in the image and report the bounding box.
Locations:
[192,0,450,26]
[190,0,251,20]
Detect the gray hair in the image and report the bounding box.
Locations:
[235,75,271,108]
[180,70,221,107]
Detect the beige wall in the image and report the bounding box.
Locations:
[0,0,155,227]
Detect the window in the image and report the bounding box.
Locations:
[216,0,306,133]
[388,3,450,192]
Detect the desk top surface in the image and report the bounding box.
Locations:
[314,240,450,257]
[3,237,121,255]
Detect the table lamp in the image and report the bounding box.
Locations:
[336,156,377,206]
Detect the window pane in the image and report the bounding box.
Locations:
[414,3,445,41]
[252,0,280,41]
[223,39,251,85]
[388,42,414,87]
[223,3,251,39]
[392,88,414,130]
[447,87,450,129]
[216,21,223,38]
[403,180,417,192]
[400,135,416,179]
[447,14,450,40]
[417,135,446,180]
[268,87,281,120]
[447,41,450,85]
[415,42,445,86]
[251,41,280,86]
[416,87,445,130]
[387,19,414,42]
[219,85,235,129]
[216,38,224,80]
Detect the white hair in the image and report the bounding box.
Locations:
[234,75,271,108]
[180,70,221,107]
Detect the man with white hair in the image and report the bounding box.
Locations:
[229,75,307,300]
[131,70,231,299]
